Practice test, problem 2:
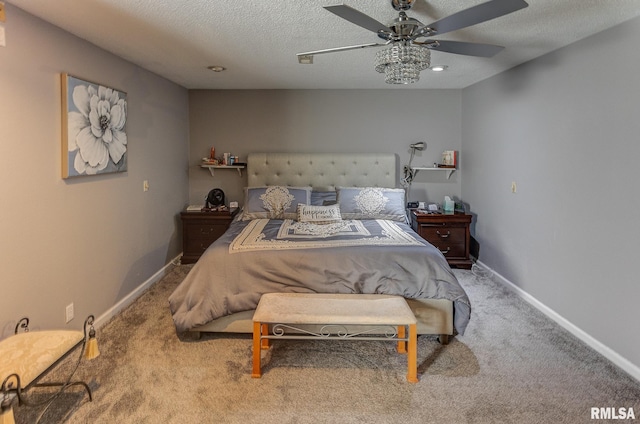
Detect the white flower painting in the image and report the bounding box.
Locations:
[61,74,128,178]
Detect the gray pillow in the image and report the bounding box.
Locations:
[336,187,406,222]
[310,190,337,206]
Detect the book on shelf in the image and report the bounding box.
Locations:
[186,205,205,211]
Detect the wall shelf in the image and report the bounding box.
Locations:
[200,164,245,177]
[410,166,456,179]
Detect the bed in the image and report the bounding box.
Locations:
[169,152,471,342]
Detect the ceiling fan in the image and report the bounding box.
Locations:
[297,0,529,84]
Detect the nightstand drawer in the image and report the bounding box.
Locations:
[420,227,466,257]
[185,224,227,240]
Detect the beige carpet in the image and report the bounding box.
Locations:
[15,265,640,423]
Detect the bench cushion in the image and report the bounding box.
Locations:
[253,293,416,326]
[0,330,83,388]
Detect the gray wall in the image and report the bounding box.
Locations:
[0,5,189,333]
[188,89,462,206]
[462,17,640,370]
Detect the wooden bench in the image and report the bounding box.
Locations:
[252,293,418,383]
[0,316,98,423]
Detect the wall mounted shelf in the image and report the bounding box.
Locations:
[200,164,245,177]
[410,166,456,179]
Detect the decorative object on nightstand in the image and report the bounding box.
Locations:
[411,209,472,269]
[180,208,238,264]
[443,196,455,213]
[205,188,225,209]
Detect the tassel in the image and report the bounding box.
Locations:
[0,398,15,424]
[84,326,100,360]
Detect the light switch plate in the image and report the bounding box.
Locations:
[0,26,5,47]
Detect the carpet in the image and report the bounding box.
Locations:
[15,265,640,423]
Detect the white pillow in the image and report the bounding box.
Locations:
[296,204,342,225]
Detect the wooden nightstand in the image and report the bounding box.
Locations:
[410,210,473,269]
[180,208,238,264]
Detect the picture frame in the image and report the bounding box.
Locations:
[440,150,457,168]
[61,73,128,178]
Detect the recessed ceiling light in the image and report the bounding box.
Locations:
[430,65,448,72]
[207,66,226,72]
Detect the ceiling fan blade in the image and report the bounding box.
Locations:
[425,40,504,57]
[324,5,393,36]
[421,0,528,37]
[297,43,383,57]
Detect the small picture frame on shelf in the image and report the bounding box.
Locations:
[440,150,457,168]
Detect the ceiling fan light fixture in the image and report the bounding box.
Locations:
[391,0,416,11]
[374,44,430,84]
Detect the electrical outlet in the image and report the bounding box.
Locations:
[143,180,149,192]
[511,181,517,193]
[65,303,74,323]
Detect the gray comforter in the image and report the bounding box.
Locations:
[169,218,471,334]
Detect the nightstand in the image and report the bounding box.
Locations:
[180,208,238,264]
[410,210,473,269]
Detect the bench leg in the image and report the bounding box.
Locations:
[252,322,262,378]
[407,324,418,383]
[397,325,407,354]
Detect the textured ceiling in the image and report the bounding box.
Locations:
[8,0,640,89]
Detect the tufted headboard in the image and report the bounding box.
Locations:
[247,153,397,191]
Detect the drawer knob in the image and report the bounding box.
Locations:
[436,230,451,238]
[439,247,450,255]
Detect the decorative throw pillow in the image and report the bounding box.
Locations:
[337,187,406,222]
[242,186,311,220]
[296,204,342,224]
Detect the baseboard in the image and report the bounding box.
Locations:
[93,254,182,329]
[476,260,640,383]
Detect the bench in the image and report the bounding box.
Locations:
[252,293,418,383]
[0,316,98,423]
